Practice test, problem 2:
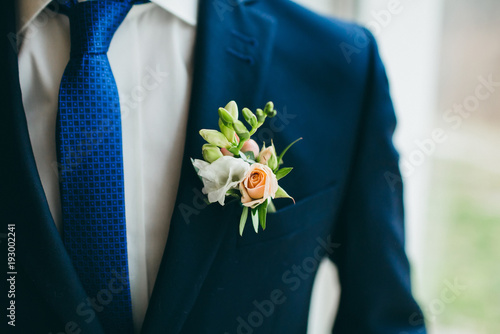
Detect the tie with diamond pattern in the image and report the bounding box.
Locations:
[56,1,134,333]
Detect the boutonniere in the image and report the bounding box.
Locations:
[191,101,301,236]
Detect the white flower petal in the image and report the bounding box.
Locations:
[192,159,210,172]
[193,156,250,205]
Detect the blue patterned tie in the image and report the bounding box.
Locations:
[56,1,134,333]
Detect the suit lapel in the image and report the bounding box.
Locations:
[1,1,104,333]
[140,1,277,333]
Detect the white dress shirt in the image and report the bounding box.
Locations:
[17,0,197,331]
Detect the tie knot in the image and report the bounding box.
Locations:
[67,0,133,57]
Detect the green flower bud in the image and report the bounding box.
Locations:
[233,119,250,142]
[256,108,266,123]
[266,109,277,118]
[267,152,278,170]
[232,120,249,136]
[202,144,223,163]
[242,108,258,128]
[264,101,274,115]
[199,129,231,148]
[238,133,250,142]
[218,107,235,125]
[224,100,238,119]
[218,119,236,142]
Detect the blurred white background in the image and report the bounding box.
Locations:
[293,0,500,333]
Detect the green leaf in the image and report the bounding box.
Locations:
[275,167,293,180]
[239,207,249,236]
[226,188,239,195]
[267,199,276,213]
[226,188,240,198]
[258,199,269,230]
[275,186,294,203]
[238,152,256,164]
[277,137,303,164]
[251,208,259,233]
[244,151,255,161]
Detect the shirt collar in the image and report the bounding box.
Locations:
[17,0,198,33]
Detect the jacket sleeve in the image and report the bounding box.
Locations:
[329,28,427,334]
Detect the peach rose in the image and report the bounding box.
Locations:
[241,139,260,159]
[239,163,278,208]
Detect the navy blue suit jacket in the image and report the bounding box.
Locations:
[1,0,426,333]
